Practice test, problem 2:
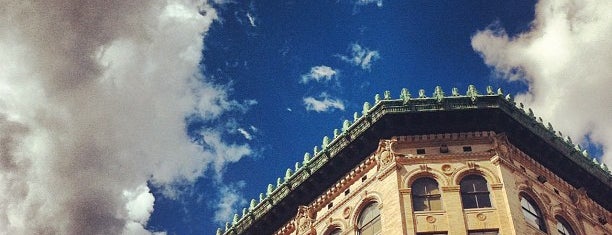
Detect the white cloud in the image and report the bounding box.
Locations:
[213,181,247,225]
[356,0,383,8]
[471,0,612,166]
[0,0,251,234]
[300,65,338,83]
[237,128,253,140]
[246,12,256,27]
[339,43,380,70]
[303,93,345,112]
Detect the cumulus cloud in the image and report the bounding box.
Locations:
[471,0,612,166]
[303,93,345,112]
[213,181,247,225]
[338,43,380,70]
[0,0,251,234]
[300,65,338,83]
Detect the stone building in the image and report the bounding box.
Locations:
[218,86,611,235]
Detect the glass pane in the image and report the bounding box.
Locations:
[476,194,491,207]
[413,197,427,211]
[429,197,442,210]
[329,228,341,235]
[462,194,477,209]
[556,217,575,235]
[358,202,380,228]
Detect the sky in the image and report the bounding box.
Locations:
[0,0,610,234]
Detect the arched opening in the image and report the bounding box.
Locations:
[520,194,547,232]
[411,177,442,211]
[357,202,381,235]
[460,175,491,209]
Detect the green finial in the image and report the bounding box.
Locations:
[418,89,426,98]
[558,131,563,137]
[225,222,230,231]
[333,128,340,138]
[566,136,573,145]
[576,144,582,152]
[313,146,319,155]
[233,213,239,225]
[384,90,391,100]
[342,120,351,132]
[452,87,459,96]
[466,85,478,101]
[266,184,274,196]
[242,208,248,216]
[528,108,535,118]
[592,157,598,165]
[353,112,360,122]
[285,168,293,181]
[276,177,282,187]
[486,86,494,95]
[547,122,554,131]
[259,193,265,202]
[374,93,381,103]
[362,102,371,115]
[250,199,257,210]
[519,103,525,109]
[505,94,513,102]
[322,136,330,148]
[601,163,609,173]
[433,86,444,102]
[303,153,311,165]
[538,117,543,123]
[217,228,223,235]
[400,88,411,103]
[583,149,589,158]
[295,162,300,171]
[497,88,503,95]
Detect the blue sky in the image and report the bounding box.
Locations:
[1,0,610,234]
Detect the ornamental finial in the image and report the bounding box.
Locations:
[583,149,589,158]
[400,88,411,103]
[433,86,444,102]
[384,90,391,100]
[225,222,230,231]
[547,122,554,131]
[505,94,513,102]
[466,85,478,101]
[418,89,426,98]
[592,157,598,165]
[259,193,265,202]
[250,199,257,209]
[242,208,248,216]
[497,88,503,95]
[353,112,360,122]
[285,168,293,181]
[313,146,319,155]
[452,87,459,96]
[295,162,300,171]
[276,177,282,187]
[362,102,371,115]
[233,213,239,225]
[486,86,494,95]
[374,93,381,103]
[333,129,340,138]
[342,120,351,132]
[217,228,223,235]
[528,108,535,118]
[566,136,573,145]
[266,184,274,196]
[322,136,330,148]
[602,163,609,173]
[303,153,311,165]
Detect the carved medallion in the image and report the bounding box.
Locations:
[343,207,351,219]
[476,213,487,221]
[426,216,436,223]
[441,164,454,175]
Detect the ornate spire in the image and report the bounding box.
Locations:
[266,184,274,196]
[466,85,478,102]
[374,93,381,103]
[418,89,426,98]
[353,112,359,122]
[285,168,293,181]
[452,87,460,96]
[342,120,351,132]
[433,86,444,102]
[250,199,257,210]
[400,88,411,103]
[362,102,371,115]
[303,153,311,165]
[384,90,391,100]
[486,86,494,95]
[322,136,330,149]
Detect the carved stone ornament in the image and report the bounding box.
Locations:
[441,164,454,175]
[375,139,397,168]
[476,213,487,221]
[426,215,436,223]
[295,206,316,235]
[343,206,351,219]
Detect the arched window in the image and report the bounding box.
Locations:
[520,195,547,232]
[411,177,442,211]
[460,175,491,209]
[556,216,575,235]
[357,202,381,235]
[325,228,341,235]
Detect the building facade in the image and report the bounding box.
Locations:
[218,86,611,235]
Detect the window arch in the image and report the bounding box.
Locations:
[556,216,575,235]
[411,177,442,211]
[357,202,381,235]
[325,228,342,235]
[460,175,492,209]
[520,194,547,232]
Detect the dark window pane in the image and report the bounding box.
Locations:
[413,197,427,211]
[462,194,477,208]
[476,194,491,207]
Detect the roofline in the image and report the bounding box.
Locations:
[218,86,611,235]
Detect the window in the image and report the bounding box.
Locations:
[468,230,498,235]
[521,195,547,232]
[412,178,442,211]
[556,216,575,235]
[463,146,472,152]
[417,148,426,154]
[357,202,381,235]
[460,175,491,209]
[326,228,342,235]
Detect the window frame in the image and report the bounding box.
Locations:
[459,174,492,209]
[411,177,443,211]
[555,216,575,235]
[520,194,547,232]
[356,201,382,235]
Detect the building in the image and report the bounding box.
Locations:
[218,85,611,235]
